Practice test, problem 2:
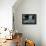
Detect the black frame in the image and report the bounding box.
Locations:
[22,14,37,24]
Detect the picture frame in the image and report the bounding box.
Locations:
[22,14,36,24]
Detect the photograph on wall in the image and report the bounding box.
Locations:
[22,14,36,24]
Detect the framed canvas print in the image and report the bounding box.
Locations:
[22,14,37,24]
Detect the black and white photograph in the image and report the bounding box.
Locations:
[22,14,36,24]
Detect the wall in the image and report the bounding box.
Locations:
[13,0,41,46]
[41,0,46,46]
[0,0,16,30]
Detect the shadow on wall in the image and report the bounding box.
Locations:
[12,0,41,46]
